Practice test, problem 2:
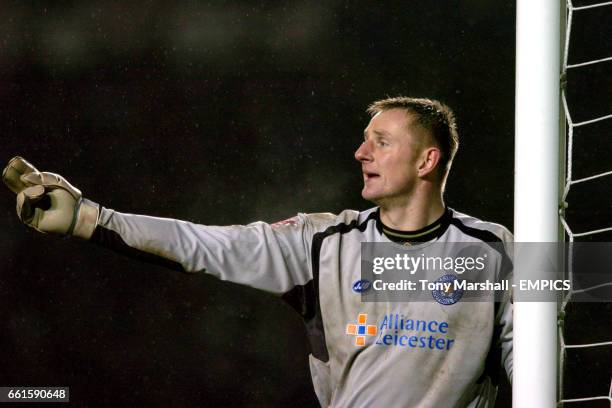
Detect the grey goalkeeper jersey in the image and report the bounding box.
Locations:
[91,206,513,408]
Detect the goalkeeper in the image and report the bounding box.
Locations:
[4,97,513,407]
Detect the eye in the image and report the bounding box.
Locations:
[377,139,389,147]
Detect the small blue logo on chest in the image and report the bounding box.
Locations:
[352,279,371,293]
[432,274,464,305]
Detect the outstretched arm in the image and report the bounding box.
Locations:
[3,156,318,295]
[92,207,314,294]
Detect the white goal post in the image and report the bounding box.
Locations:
[514,0,562,406]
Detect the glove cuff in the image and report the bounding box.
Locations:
[72,198,100,240]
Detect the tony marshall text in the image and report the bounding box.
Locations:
[373,279,509,291]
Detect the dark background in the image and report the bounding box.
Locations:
[0,1,610,407]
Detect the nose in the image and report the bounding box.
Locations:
[354,140,372,163]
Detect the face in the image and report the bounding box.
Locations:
[354,109,425,204]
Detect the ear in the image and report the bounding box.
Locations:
[417,147,441,178]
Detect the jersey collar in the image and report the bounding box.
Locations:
[376,207,452,244]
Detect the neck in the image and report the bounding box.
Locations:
[378,187,445,231]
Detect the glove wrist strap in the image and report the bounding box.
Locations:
[72,198,100,239]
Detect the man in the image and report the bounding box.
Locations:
[4,96,512,407]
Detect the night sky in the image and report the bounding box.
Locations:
[0,1,610,407]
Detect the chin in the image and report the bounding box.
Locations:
[361,189,384,204]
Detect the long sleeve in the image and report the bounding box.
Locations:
[90,207,317,295]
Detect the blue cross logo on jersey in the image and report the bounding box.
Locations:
[346,313,378,346]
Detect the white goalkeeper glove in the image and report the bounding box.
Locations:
[2,156,99,239]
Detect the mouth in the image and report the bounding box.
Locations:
[363,172,380,181]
